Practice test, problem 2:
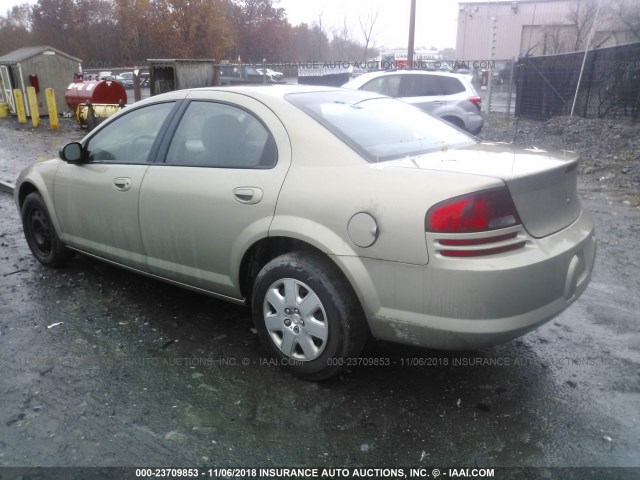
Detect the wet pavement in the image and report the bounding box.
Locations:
[0,117,639,477]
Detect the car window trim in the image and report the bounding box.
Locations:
[156,99,279,170]
[153,99,191,164]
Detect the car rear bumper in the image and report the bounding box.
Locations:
[336,211,596,350]
[462,112,483,133]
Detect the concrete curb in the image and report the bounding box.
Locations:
[0,181,15,194]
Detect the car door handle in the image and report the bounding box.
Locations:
[233,187,263,205]
[113,177,132,191]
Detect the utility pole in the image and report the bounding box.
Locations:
[407,0,416,69]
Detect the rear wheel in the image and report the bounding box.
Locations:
[21,192,72,267]
[251,251,367,380]
[442,116,465,130]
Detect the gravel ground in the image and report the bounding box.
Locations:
[479,114,640,202]
[0,113,639,477]
[0,117,81,186]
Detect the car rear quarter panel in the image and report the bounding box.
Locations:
[262,97,502,265]
[269,134,504,266]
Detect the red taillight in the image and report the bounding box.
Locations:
[426,188,521,233]
[468,96,481,111]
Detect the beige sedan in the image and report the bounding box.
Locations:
[15,85,596,379]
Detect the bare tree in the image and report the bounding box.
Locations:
[610,0,640,40]
[312,12,328,60]
[567,0,599,51]
[358,9,379,64]
[0,4,33,55]
[333,16,352,60]
[538,25,570,55]
[0,0,374,66]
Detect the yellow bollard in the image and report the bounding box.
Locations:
[26,86,39,127]
[13,89,27,124]
[45,88,58,129]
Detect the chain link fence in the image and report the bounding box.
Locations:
[515,42,640,120]
[480,59,517,115]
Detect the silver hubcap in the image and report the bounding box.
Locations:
[263,278,328,361]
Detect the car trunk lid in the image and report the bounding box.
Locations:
[391,142,582,238]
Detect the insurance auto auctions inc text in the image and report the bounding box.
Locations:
[243,467,495,478]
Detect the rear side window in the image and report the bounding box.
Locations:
[287,91,474,162]
[402,75,442,96]
[361,75,401,97]
[439,76,466,95]
[165,101,277,168]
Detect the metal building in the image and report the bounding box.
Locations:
[148,59,217,96]
[0,46,82,117]
[147,59,275,95]
[456,0,634,61]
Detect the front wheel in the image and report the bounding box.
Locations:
[251,251,367,380]
[21,192,72,267]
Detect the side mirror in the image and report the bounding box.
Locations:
[59,142,83,163]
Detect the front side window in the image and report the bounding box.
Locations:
[361,75,401,97]
[165,101,277,168]
[85,102,175,163]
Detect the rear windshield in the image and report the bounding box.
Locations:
[286,90,475,162]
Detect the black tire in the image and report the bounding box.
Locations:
[443,116,465,131]
[21,192,72,267]
[251,251,367,380]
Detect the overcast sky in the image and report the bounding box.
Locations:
[276,0,460,50]
[1,0,460,50]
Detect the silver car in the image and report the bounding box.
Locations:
[15,85,595,379]
[343,70,484,134]
[257,68,284,82]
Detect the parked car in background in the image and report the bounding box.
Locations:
[256,68,284,82]
[15,85,595,380]
[454,68,474,85]
[343,70,484,134]
[119,72,135,88]
[99,71,129,87]
[498,62,514,84]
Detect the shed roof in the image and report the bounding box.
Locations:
[0,46,82,64]
[148,59,217,65]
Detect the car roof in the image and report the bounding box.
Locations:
[342,69,466,89]
[160,84,344,101]
[127,85,394,117]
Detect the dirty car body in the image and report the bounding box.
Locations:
[15,85,596,379]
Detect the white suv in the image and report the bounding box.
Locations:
[343,70,483,134]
